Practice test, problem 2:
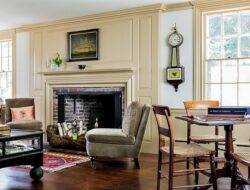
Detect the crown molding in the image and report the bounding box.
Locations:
[192,0,250,11]
[0,29,16,38]
[164,2,193,12]
[16,3,166,32]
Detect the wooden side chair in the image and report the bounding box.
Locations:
[231,152,250,189]
[183,100,225,168]
[152,105,216,190]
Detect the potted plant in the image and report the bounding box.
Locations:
[51,52,63,70]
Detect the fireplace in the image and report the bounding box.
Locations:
[53,87,124,129]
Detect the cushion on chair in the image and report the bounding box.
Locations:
[85,128,135,145]
[11,106,35,121]
[7,120,42,131]
[5,98,35,123]
[122,101,143,137]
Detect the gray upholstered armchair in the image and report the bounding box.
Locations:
[4,98,42,131]
[85,101,150,169]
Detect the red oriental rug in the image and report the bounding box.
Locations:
[21,152,90,173]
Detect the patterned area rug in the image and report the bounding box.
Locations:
[21,152,90,173]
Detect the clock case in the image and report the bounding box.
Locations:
[166,66,184,92]
[166,28,185,92]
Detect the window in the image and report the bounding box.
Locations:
[0,40,12,101]
[204,9,250,106]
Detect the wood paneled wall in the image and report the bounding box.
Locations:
[27,4,165,153]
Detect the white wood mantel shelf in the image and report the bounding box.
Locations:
[39,67,136,76]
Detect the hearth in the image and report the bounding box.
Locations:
[53,87,124,129]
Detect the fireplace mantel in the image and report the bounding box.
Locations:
[44,68,135,127]
[39,67,136,76]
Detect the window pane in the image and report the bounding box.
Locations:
[224,14,237,35]
[2,58,8,71]
[223,37,238,58]
[206,61,220,83]
[8,57,12,71]
[222,84,237,105]
[239,59,250,82]
[8,43,12,57]
[207,38,221,59]
[7,72,12,88]
[240,36,250,57]
[0,72,7,88]
[239,84,250,106]
[222,60,237,82]
[0,40,12,101]
[2,42,8,57]
[205,84,220,101]
[240,12,250,34]
[207,15,221,37]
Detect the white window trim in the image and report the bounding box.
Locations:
[0,29,16,98]
[192,0,250,100]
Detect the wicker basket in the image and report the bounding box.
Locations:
[46,125,86,150]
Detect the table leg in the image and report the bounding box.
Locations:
[224,124,234,176]
[216,124,234,178]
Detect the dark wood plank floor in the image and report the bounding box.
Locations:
[0,153,248,190]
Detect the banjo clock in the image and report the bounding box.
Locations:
[166,24,184,92]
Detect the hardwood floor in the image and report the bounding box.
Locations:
[0,153,248,190]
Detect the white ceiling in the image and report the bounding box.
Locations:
[0,0,189,30]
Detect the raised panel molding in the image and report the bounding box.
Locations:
[138,16,152,90]
[139,96,152,142]
[45,30,66,69]
[33,32,43,90]
[34,96,43,124]
[101,19,133,63]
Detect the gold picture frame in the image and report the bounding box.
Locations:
[67,29,99,62]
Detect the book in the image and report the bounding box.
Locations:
[0,125,10,131]
[208,106,250,118]
[0,125,10,135]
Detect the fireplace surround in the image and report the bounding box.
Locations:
[44,68,135,128]
[53,87,124,129]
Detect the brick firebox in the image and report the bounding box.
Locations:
[52,87,125,129]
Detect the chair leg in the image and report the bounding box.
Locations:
[90,157,96,169]
[209,154,217,190]
[248,166,250,179]
[186,157,190,171]
[157,151,162,190]
[231,159,238,190]
[194,157,199,184]
[134,158,140,169]
[168,155,174,190]
[215,142,219,168]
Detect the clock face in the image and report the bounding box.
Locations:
[168,33,183,46]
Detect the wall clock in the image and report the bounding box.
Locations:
[166,24,184,92]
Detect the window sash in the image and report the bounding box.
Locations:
[203,9,250,105]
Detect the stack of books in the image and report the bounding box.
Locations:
[0,125,10,136]
[208,106,250,118]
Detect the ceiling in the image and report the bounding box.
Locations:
[0,0,189,30]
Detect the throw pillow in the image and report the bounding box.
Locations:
[122,101,143,137]
[10,106,35,122]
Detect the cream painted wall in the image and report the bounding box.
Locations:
[160,9,193,108]
[16,32,30,97]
